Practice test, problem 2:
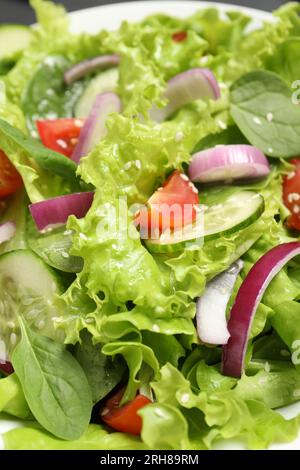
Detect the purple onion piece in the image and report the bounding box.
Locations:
[189,145,270,183]
[71,92,121,164]
[64,55,120,85]
[222,242,300,378]
[29,192,94,232]
[149,68,221,122]
[197,260,244,345]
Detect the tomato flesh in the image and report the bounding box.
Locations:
[0,150,23,198]
[101,388,151,435]
[36,118,84,158]
[283,159,300,231]
[136,170,199,238]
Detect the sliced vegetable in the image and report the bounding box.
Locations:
[0,25,33,58]
[72,93,121,164]
[149,68,220,122]
[189,145,270,183]
[222,242,300,378]
[29,191,94,232]
[0,150,23,197]
[75,68,119,118]
[137,170,199,238]
[0,222,16,245]
[146,190,264,253]
[196,260,244,345]
[0,361,13,375]
[282,158,300,231]
[172,31,188,42]
[101,388,151,435]
[27,219,83,273]
[0,119,79,185]
[0,250,63,356]
[64,54,120,85]
[37,118,84,158]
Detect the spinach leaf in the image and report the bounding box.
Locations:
[230,70,300,158]
[22,55,85,135]
[192,125,248,154]
[27,217,83,273]
[74,331,126,404]
[12,317,93,440]
[0,117,79,184]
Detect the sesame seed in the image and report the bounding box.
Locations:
[288,193,300,203]
[287,171,296,180]
[79,233,88,241]
[180,393,190,404]
[268,148,274,154]
[7,321,15,329]
[38,320,45,330]
[124,161,132,170]
[264,361,271,373]
[56,139,68,149]
[64,230,73,236]
[126,83,134,91]
[294,205,300,214]
[135,160,141,170]
[175,131,184,142]
[200,56,209,64]
[61,251,70,258]
[154,408,165,418]
[74,119,84,128]
[152,324,160,332]
[253,117,262,125]
[266,112,273,122]
[101,407,110,416]
[217,119,227,130]
[157,187,163,191]
[10,333,17,346]
[180,174,189,181]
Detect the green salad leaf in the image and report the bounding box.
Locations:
[230,70,300,158]
[12,318,93,440]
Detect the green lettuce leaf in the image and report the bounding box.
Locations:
[0,374,31,419]
[3,422,148,450]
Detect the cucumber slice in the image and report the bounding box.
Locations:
[75,68,119,118]
[145,191,264,254]
[27,217,83,273]
[0,25,33,59]
[0,250,64,356]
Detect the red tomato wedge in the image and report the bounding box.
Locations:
[101,388,151,435]
[283,159,300,231]
[0,150,23,198]
[36,118,84,158]
[172,31,188,42]
[136,170,199,238]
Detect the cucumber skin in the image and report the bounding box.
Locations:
[146,194,265,254]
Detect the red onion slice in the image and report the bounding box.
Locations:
[29,192,94,232]
[197,260,244,345]
[0,361,14,375]
[222,242,300,378]
[189,145,270,183]
[0,221,16,244]
[71,92,121,164]
[150,68,220,123]
[64,55,120,85]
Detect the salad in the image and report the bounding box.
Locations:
[0,0,300,450]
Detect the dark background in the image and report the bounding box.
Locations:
[0,0,290,24]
